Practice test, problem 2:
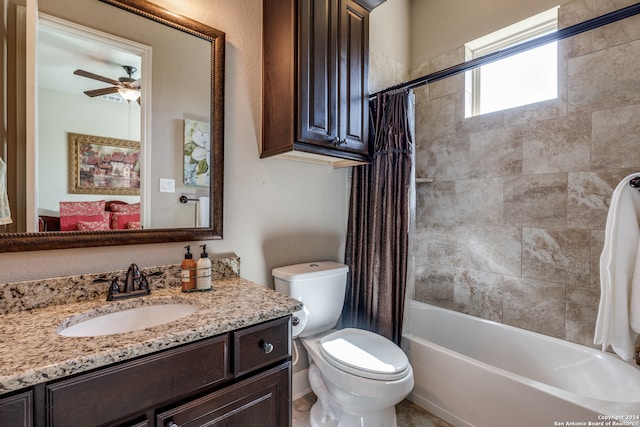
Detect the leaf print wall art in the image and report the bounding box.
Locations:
[183,119,210,187]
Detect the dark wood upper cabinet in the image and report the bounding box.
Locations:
[339,0,369,154]
[262,0,382,167]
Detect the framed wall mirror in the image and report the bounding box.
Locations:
[0,0,224,252]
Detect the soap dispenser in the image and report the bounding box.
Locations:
[196,244,212,290]
[181,245,197,291]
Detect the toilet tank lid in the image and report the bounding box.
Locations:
[272,261,349,280]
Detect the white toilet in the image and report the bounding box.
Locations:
[273,261,414,427]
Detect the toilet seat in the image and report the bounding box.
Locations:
[318,328,410,381]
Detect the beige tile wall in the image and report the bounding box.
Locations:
[412,0,640,346]
[369,49,409,93]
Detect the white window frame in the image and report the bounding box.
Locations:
[465,7,559,117]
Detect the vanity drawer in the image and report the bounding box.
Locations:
[233,316,291,377]
[45,334,229,427]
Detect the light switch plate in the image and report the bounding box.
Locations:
[159,178,175,193]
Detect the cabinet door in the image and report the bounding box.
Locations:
[338,0,369,154]
[157,363,291,427]
[297,0,339,146]
[0,391,32,427]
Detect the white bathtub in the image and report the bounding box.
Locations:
[402,300,640,427]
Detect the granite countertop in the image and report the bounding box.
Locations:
[0,277,303,395]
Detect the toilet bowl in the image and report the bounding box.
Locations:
[273,261,414,427]
[302,328,414,427]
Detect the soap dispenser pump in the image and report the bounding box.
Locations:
[181,245,197,291]
[196,244,212,290]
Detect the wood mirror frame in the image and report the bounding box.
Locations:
[1,0,224,252]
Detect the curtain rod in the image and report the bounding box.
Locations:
[370,2,640,98]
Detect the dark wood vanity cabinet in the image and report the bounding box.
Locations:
[0,390,32,427]
[45,334,231,426]
[157,318,291,427]
[156,364,289,427]
[6,316,291,427]
[262,0,378,165]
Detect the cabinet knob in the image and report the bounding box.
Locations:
[166,422,179,427]
[262,340,274,354]
[332,136,340,146]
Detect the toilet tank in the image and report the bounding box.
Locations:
[273,261,349,337]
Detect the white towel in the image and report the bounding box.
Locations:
[196,196,210,227]
[0,157,12,225]
[594,173,640,360]
[630,235,640,333]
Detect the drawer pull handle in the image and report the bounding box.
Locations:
[262,340,274,354]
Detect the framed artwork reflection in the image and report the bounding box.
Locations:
[68,133,140,195]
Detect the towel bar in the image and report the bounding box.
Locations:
[179,196,198,204]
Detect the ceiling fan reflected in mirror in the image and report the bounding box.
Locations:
[73,65,141,103]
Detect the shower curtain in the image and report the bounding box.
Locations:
[342,90,414,345]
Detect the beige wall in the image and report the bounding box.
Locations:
[370,0,410,69]
[0,0,350,287]
[410,0,574,66]
[369,0,411,92]
[412,0,640,346]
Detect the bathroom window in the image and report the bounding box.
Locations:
[465,7,559,117]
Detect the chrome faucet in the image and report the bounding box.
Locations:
[94,264,161,301]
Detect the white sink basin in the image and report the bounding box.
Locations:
[58,303,199,337]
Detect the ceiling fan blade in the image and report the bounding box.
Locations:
[74,69,119,86]
[84,87,119,97]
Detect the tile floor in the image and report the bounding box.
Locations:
[292,393,454,427]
